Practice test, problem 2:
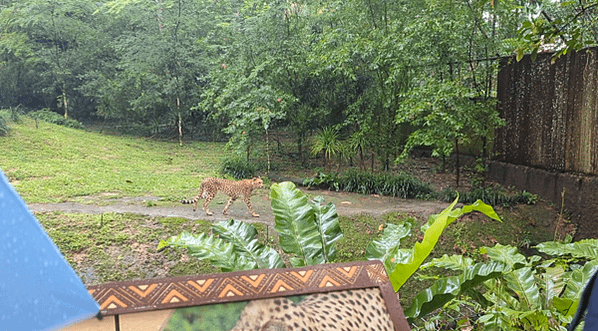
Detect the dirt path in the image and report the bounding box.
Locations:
[28,188,451,225]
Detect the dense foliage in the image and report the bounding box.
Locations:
[304,170,538,207]
[303,169,434,199]
[219,156,259,179]
[28,109,85,129]
[3,0,595,166]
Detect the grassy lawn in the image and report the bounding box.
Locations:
[1,118,225,203]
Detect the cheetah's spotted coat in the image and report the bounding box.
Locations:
[230,288,394,331]
[181,177,263,217]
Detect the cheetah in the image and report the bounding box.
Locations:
[181,177,263,217]
[229,288,395,331]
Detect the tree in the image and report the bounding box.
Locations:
[516,0,598,61]
[397,79,503,185]
[199,0,304,158]
[86,0,212,138]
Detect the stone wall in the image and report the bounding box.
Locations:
[488,161,598,240]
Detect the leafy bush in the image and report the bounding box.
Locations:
[406,241,598,330]
[438,186,538,207]
[367,198,501,291]
[28,109,85,130]
[302,171,340,190]
[0,110,11,136]
[0,107,23,135]
[304,170,434,199]
[220,157,258,179]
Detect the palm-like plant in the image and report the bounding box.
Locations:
[348,130,371,171]
[310,127,342,172]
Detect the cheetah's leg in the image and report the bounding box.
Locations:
[244,195,259,217]
[192,195,198,211]
[203,194,214,216]
[222,196,237,215]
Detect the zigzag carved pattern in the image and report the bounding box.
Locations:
[88,261,383,315]
[365,263,389,283]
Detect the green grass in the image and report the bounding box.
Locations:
[0,118,224,203]
[36,211,217,284]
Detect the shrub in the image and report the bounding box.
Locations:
[28,109,85,130]
[220,157,258,179]
[0,110,11,136]
[304,169,434,199]
[302,172,340,190]
[437,186,538,207]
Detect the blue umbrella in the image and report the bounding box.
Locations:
[0,170,100,330]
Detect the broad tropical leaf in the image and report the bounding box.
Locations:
[459,199,501,222]
[503,267,541,310]
[540,266,565,307]
[481,244,527,269]
[366,222,412,272]
[270,182,324,267]
[563,260,598,300]
[212,219,285,269]
[421,254,474,271]
[310,196,343,262]
[553,297,578,320]
[388,198,501,291]
[405,261,510,320]
[536,239,598,260]
[158,231,243,272]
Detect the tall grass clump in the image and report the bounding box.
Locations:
[304,169,434,199]
[28,109,85,129]
[0,110,11,136]
[339,169,434,198]
[220,157,259,179]
[0,107,22,136]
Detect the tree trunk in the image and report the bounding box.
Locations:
[371,151,375,172]
[481,136,487,187]
[177,97,182,146]
[266,128,271,173]
[62,82,68,119]
[358,146,365,171]
[455,138,460,187]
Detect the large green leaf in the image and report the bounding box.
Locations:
[405,261,510,320]
[388,198,501,291]
[540,266,565,307]
[270,182,324,267]
[310,196,343,262]
[483,278,520,309]
[158,231,244,272]
[481,244,527,269]
[421,254,474,271]
[459,199,501,221]
[366,222,412,271]
[536,239,598,260]
[504,267,541,310]
[553,297,578,320]
[563,260,598,300]
[212,219,285,269]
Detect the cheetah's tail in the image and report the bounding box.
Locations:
[181,187,205,204]
[181,196,200,204]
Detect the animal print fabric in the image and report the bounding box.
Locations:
[229,288,394,331]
